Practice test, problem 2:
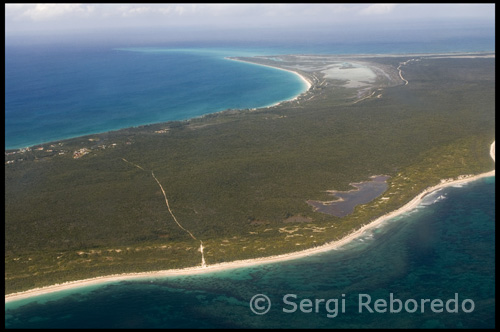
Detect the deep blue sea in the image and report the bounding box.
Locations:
[5,177,495,328]
[4,35,495,150]
[5,36,495,328]
[5,46,309,150]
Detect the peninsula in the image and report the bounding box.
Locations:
[5,52,495,298]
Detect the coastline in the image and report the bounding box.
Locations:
[6,141,495,303]
[7,51,491,151]
[225,57,312,107]
[5,53,312,152]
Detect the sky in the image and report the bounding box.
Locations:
[5,4,495,46]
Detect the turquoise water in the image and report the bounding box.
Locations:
[5,35,495,150]
[5,46,307,150]
[5,177,495,328]
[5,37,495,328]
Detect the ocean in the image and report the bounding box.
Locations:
[5,177,495,328]
[4,36,495,150]
[5,46,307,150]
[5,37,495,328]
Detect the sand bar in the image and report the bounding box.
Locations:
[5,141,494,303]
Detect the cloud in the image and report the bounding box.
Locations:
[18,4,94,21]
[174,5,186,16]
[5,3,495,39]
[118,5,152,18]
[359,4,397,16]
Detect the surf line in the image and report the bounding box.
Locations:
[122,158,207,268]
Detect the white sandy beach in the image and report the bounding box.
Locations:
[225,57,312,107]
[5,141,495,303]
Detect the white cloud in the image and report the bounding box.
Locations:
[158,7,173,16]
[174,5,186,16]
[119,5,152,18]
[4,3,495,38]
[18,4,92,21]
[359,4,397,16]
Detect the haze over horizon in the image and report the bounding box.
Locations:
[5,4,495,47]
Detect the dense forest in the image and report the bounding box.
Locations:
[5,55,495,294]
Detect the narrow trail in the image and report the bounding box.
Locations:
[122,158,145,170]
[353,90,376,104]
[397,63,408,85]
[397,59,415,86]
[122,158,207,268]
[354,58,414,104]
[150,171,197,241]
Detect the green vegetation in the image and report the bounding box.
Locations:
[5,55,495,294]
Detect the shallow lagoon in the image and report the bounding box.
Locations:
[308,175,390,217]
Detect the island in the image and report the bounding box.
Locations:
[5,52,495,299]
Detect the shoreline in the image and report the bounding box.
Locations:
[5,56,312,152]
[6,51,492,151]
[6,141,495,303]
[224,57,312,108]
